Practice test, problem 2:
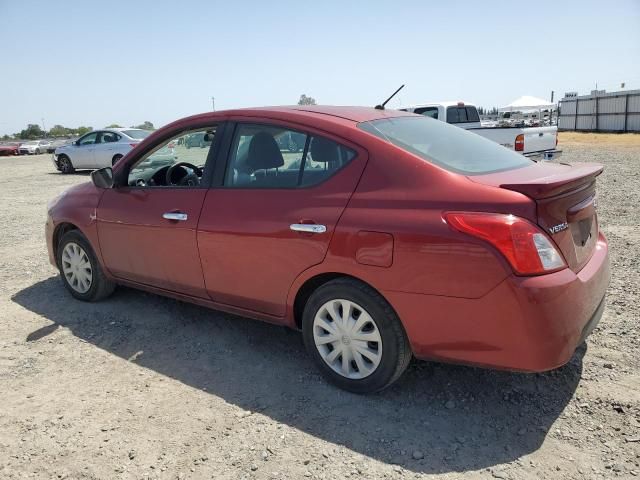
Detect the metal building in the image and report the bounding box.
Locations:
[558,89,640,132]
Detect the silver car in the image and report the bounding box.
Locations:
[52,128,152,173]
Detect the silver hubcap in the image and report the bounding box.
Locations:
[313,299,382,379]
[61,242,92,293]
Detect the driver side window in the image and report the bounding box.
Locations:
[127,127,216,188]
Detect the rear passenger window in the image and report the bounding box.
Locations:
[224,124,355,188]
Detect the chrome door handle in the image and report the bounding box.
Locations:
[163,212,188,221]
[290,223,326,234]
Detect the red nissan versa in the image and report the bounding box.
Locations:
[45,106,610,393]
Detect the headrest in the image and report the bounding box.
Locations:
[309,137,339,163]
[247,132,284,171]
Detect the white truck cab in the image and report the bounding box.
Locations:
[399,101,562,161]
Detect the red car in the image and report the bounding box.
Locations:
[45,106,609,393]
[0,142,20,156]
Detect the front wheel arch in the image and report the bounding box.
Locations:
[53,222,80,264]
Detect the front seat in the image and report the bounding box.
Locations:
[245,131,285,186]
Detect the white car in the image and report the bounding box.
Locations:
[52,128,151,173]
[18,140,50,155]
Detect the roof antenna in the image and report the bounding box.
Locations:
[375,84,405,110]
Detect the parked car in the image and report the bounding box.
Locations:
[184,132,212,149]
[0,142,20,156]
[276,130,307,152]
[45,106,609,393]
[399,102,561,161]
[18,140,50,155]
[47,139,71,153]
[52,128,152,173]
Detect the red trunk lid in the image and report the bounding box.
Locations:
[471,162,603,272]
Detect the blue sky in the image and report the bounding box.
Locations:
[1,0,639,135]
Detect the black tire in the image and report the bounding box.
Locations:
[56,230,116,302]
[112,154,123,166]
[58,154,75,174]
[302,278,412,393]
[35,148,41,155]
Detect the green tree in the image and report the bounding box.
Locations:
[48,124,69,137]
[1,134,11,141]
[76,126,93,136]
[106,123,123,128]
[132,121,155,130]
[297,94,317,106]
[19,124,45,139]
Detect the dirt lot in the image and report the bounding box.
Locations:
[1,135,639,480]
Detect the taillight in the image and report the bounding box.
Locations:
[515,134,524,152]
[444,212,566,275]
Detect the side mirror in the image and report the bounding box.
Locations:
[91,167,114,189]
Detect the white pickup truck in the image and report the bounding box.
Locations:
[399,101,561,161]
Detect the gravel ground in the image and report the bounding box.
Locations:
[0,136,638,480]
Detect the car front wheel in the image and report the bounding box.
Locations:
[58,155,75,174]
[302,278,412,393]
[57,230,116,302]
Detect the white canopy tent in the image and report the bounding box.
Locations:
[499,96,555,112]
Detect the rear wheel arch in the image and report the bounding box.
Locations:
[292,272,397,330]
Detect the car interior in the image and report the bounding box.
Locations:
[126,125,354,189]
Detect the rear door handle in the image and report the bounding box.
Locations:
[290,223,326,234]
[163,212,188,221]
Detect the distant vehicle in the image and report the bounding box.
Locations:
[18,140,50,155]
[47,139,71,153]
[184,132,212,149]
[276,130,306,152]
[0,142,20,156]
[52,128,152,173]
[399,102,561,161]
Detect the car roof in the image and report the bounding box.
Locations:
[176,105,416,126]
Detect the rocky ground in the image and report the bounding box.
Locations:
[0,134,638,479]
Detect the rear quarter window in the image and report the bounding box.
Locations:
[358,116,531,175]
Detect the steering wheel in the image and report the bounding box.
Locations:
[166,162,202,186]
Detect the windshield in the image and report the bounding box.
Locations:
[123,129,151,140]
[358,116,531,175]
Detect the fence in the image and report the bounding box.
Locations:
[558,89,640,132]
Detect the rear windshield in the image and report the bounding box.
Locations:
[358,116,531,175]
[446,106,480,124]
[123,129,151,139]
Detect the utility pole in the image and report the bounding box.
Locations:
[211,97,215,111]
[42,118,46,134]
[550,91,554,102]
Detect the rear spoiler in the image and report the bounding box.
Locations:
[500,163,603,199]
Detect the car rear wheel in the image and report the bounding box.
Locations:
[112,154,123,166]
[57,230,115,302]
[58,155,75,174]
[302,278,412,393]
[35,148,41,155]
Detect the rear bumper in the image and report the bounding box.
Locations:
[524,149,562,161]
[385,232,609,372]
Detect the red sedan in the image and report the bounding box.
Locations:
[45,106,609,393]
[0,142,20,156]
